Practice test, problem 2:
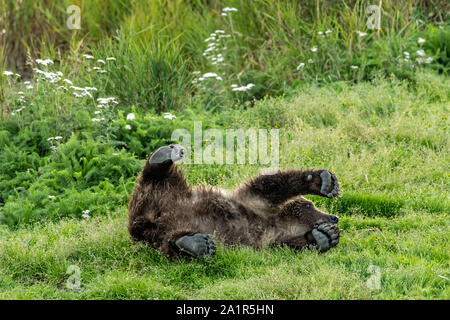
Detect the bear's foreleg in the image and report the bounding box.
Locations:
[272,224,340,253]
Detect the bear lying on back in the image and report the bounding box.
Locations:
[128,144,341,259]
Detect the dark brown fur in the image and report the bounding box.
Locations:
[128,157,339,259]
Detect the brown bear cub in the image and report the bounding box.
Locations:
[128,144,341,259]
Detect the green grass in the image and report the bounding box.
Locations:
[0,70,448,299]
[0,0,448,300]
[1,0,449,112]
[0,210,448,299]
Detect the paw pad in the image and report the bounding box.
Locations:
[310,223,340,253]
[149,144,185,164]
[175,233,216,257]
[319,171,339,198]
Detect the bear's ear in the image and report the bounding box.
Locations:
[149,144,185,164]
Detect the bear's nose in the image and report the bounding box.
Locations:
[329,215,339,224]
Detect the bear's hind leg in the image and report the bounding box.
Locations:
[239,169,340,206]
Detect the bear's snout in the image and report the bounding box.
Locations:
[329,215,339,224]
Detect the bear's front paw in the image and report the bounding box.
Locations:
[149,144,185,164]
[308,223,340,253]
[175,233,216,257]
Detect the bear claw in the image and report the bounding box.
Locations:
[175,233,216,257]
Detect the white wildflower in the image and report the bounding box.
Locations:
[97,59,105,64]
[3,71,14,76]
[296,63,305,70]
[223,7,238,12]
[416,57,433,64]
[203,72,219,78]
[232,83,255,92]
[63,79,73,85]
[97,97,118,104]
[34,68,62,83]
[325,30,332,34]
[83,54,94,59]
[356,31,368,37]
[92,118,105,122]
[311,46,318,52]
[106,57,116,61]
[125,124,132,130]
[73,91,92,98]
[12,106,26,114]
[82,210,91,219]
[36,58,54,66]
[48,195,56,199]
[417,49,426,57]
[351,65,359,69]
[126,113,135,120]
[164,113,176,120]
[308,59,314,63]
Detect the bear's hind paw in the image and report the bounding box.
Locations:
[319,170,340,198]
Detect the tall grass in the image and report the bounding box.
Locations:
[1,0,448,112]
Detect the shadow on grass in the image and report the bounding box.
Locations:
[308,192,448,217]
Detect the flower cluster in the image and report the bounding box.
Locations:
[92,96,119,123]
[231,83,255,92]
[221,7,237,16]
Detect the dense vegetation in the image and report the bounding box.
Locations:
[0,0,448,299]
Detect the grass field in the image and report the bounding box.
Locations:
[0,70,448,299]
[0,0,448,299]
